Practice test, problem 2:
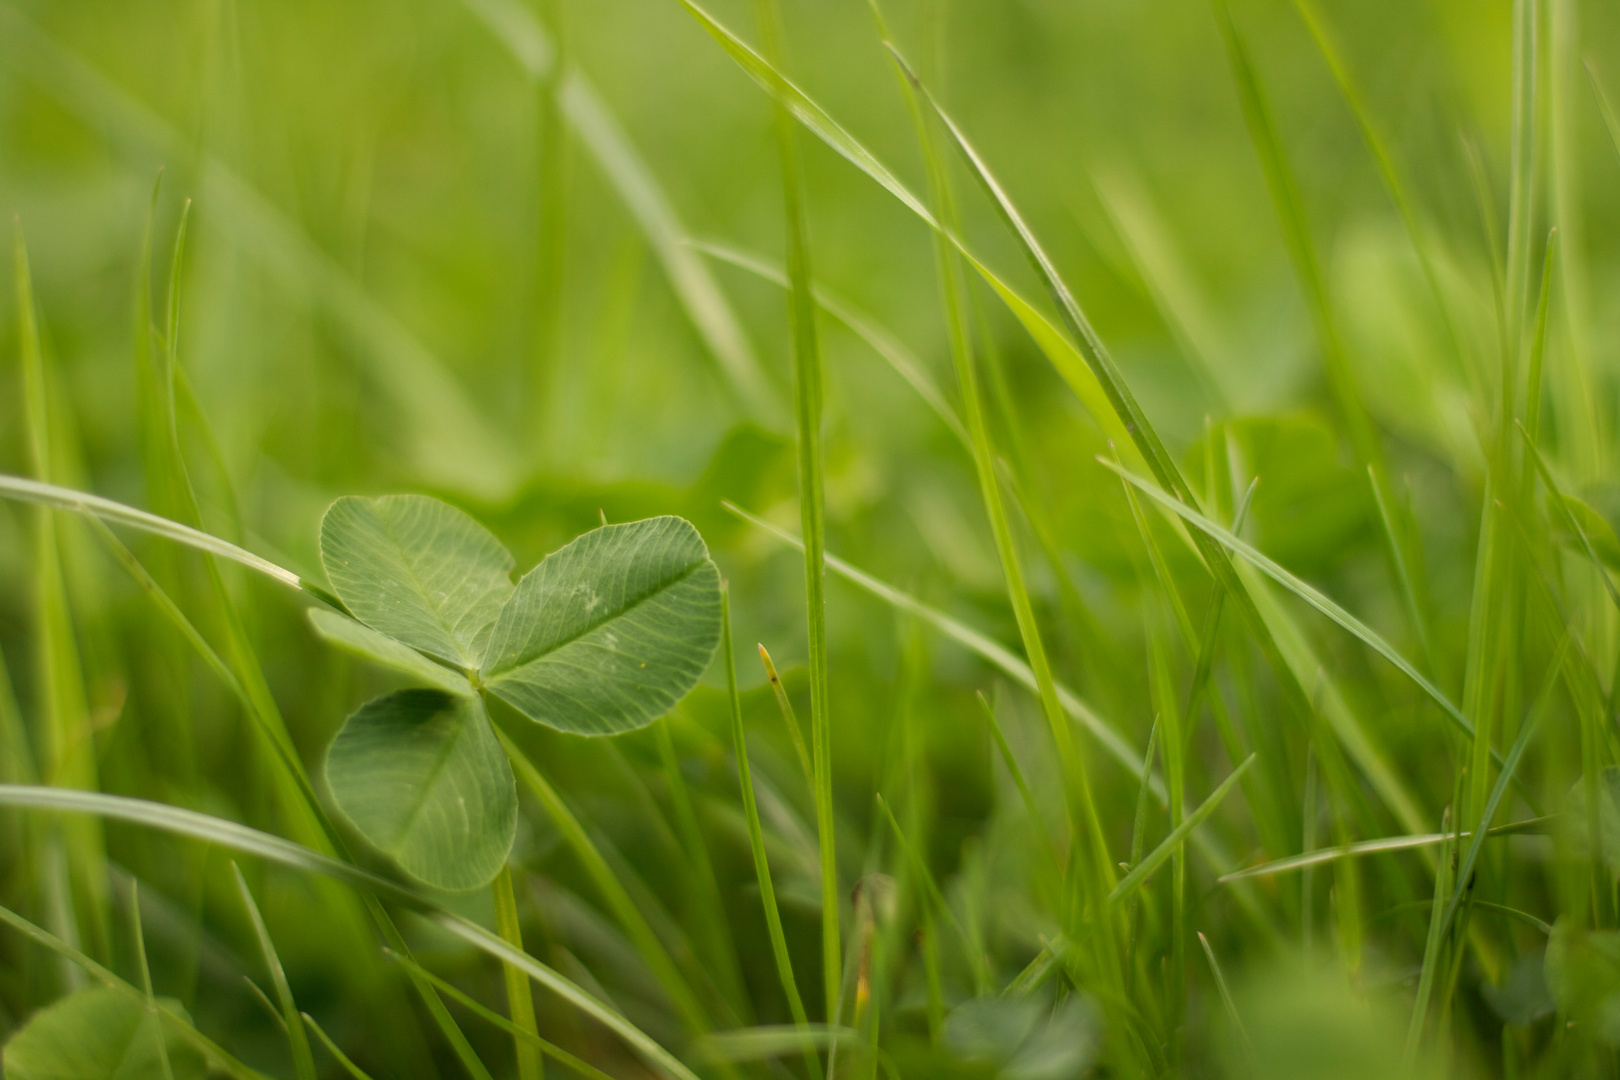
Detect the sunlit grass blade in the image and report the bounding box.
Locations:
[0,6,516,496]
[1439,636,1564,940]
[232,864,316,1080]
[1217,815,1551,883]
[15,227,110,968]
[494,727,719,1043]
[758,643,815,790]
[380,950,620,1080]
[0,784,703,1080]
[724,588,819,1079]
[301,1014,378,1080]
[1106,756,1254,909]
[462,0,779,422]
[746,0,841,1025]
[1100,459,1476,741]
[0,476,303,589]
[493,865,545,1080]
[0,901,269,1080]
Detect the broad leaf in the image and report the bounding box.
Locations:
[2,986,205,1080]
[320,495,513,669]
[325,689,515,890]
[482,516,721,735]
[307,608,474,696]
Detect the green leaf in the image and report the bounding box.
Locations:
[2,986,206,1080]
[307,609,474,697]
[481,516,722,736]
[325,690,516,891]
[320,495,515,669]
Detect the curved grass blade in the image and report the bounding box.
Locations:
[0,902,267,1080]
[300,1015,377,1080]
[0,476,302,589]
[1106,756,1254,908]
[232,866,317,1080]
[0,785,703,1080]
[1100,460,1474,739]
[1218,816,1553,883]
[462,0,779,421]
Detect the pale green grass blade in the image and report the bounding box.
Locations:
[461,0,779,421]
[1101,459,1474,740]
[493,866,545,1080]
[1590,61,1620,165]
[757,644,815,789]
[0,902,267,1080]
[1520,423,1620,614]
[483,517,722,735]
[380,950,618,1080]
[0,785,702,1080]
[694,1025,859,1064]
[306,610,476,696]
[300,1014,378,1080]
[1369,468,1443,680]
[1525,232,1558,442]
[319,495,515,669]
[0,476,303,590]
[1403,816,1457,1069]
[494,728,719,1044]
[655,719,752,1023]
[1106,756,1254,908]
[1197,931,1250,1049]
[747,0,841,1024]
[231,865,317,1080]
[0,6,517,496]
[724,588,819,1078]
[1218,816,1551,882]
[126,882,177,1080]
[693,241,968,446]
[326,690,517,891]
[1439,637,1565,938]
[15,227,110,966]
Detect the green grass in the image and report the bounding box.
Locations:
[3,0,1620,1077]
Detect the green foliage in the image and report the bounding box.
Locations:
[1,987,205,1080]
[481,516,722,735]
[326,690,516,891]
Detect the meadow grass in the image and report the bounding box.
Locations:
[2,0,1619,1077]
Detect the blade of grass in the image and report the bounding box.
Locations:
[1106,757,1255,908]
[723,587,820,1079]
[749,0,840,1024]
[494,865,545,1080]
[462,0,779,421]
[874,794,990,992]
[494,727,719,1045]
[758,643,816,790]
[0,901,270,1080]
[381,951,621,1080]
[1197,931,1250,1051]
[232,864,317,1080]
[15,227,110,969]
[126,881,177,1080]
[1520,422,1620,614]
[0,785,703,1080]
[1403,813,1458,1070]
[1218,816,1552,882]
[301,1014,379,1080]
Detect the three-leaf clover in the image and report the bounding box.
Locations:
[311,495,722,891]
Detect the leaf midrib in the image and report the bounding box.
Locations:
[484,557,707,681]
[373,508,495,668]
[388,706,476,854]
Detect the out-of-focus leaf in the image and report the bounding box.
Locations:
[2,986,206,1080]
[943,995,1098,1080]
[481,517,721,736]
[1483,953,1556,1027]
[325,690,516,891]
[1231,968,1442,1080]
[1546,920,1620,1044]
[320,495,514,669]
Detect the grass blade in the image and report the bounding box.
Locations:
[301,1014,379,1080]
[1106,756,1254,908]
[126,882,177,1080]
[493,865,545,1080]
[232,864,317,1080]
[725,587,819,1078]
[1218,816,1551,882]
[462,0,779,422]
[0,784,703,1080]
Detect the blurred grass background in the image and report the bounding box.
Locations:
[2,0,1620,1076]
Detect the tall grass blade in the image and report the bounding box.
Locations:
[493,865,545,1080]
[1106,756,1254,908]
[0,785,703,1080]
[232,865,317,1080]
[301,1014,379,1080]
[126,882,177,1080]
[462,0,779,421]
